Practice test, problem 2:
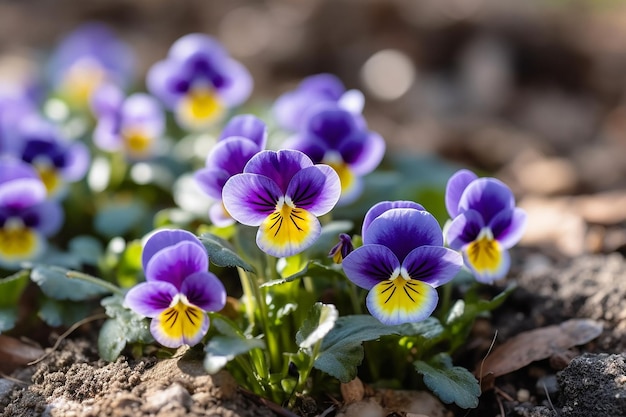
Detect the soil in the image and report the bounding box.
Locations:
[2,1,626,416]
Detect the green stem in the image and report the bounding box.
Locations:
[237,267,256,328]
[65,270,123,295]
[346,279,363,315]
[438,281,454,321]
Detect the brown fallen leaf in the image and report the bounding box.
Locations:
[474,318,603,390]
[0,334,44,374]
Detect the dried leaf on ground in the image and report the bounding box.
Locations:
[474,318,603,389]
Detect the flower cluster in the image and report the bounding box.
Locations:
[0,23,530,411]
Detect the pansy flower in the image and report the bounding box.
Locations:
[194,114,266,226]
[0,157,63,268]
[0,91,37,154]
[222,149,341,258]
[444,169,527,284]
[273,73,364,132]
[147,33,252,131]
[282,103,385,205]
[12,116,89,198]
[47,22,135,109]
[124,229,227,348]
[342,201,463,325]
[328,233,353,264]
[91,84,165,160]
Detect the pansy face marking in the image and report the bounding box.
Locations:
[444,169,527,283]
[342,201,463,325]
[124,229,227,348]
[222,149,341,258]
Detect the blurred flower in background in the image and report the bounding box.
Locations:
[46,22,135,111]
[91,84,165,160]
[272,73,364,132]
[282,103,385,205]
[194,114,267,227]
[0,157,63,268]
[147,33,252,131]
[9,116,89,199]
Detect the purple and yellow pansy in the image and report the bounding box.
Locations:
[282,103,385,205]
[91,84,165,160]
[124,229,227,348]
[444,169,527,284]
[222,149,341,258]
[0,157,63,268]
[147,33,252,131]
[342,201,463,325]
[194,114,266,227]
[47,22,135,109]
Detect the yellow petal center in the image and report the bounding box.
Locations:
[368,276,437,324]
[123,129,153,157]
[325,159,355,195]
[257,198,319,257]
[60,58,106,108]
[157,295,205,343]
[0,221,40,260]
[179,87,224,129]
[34,162,61,196]
[466,234,502,273]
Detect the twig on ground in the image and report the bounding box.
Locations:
[27,313,108,366]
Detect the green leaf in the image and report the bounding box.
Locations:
[204,335,265,374]
[116,240,143,288]
[314,315,402,382]
[98,318,128,362]
[68,235,104,266]
[413,353,480,409]
[98,294,153,361]
[30,265,110,301]
[94,200,147,238]
[395,318,445,340]
[0,270,29,308]
[199,233,255,273]
[38,298,93,327]
[0,307,18,333]
[295,303,338,349]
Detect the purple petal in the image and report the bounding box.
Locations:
[121,93,164,134]
[222,173,282,226]
[341,131,385,176]
[60,141,90,181]
[168,33,227,62]
[145,241,209,289]
[444,209,484,251]
[489,207,527,249]
[364,209,444,261]
[342,244,401,290]
[286,165,340,215]
[90,83,124,117]
[195,137,259,199]
[23,200,64,236]
[219,114,267,149]
[214,59,253,107]
[93,117,122,151]
[194,167,229,200]
[337,176,364,206]
[402,246,463,288]
[0,178,46,209]
[445,169,478,218]
[124,281,177,317]
[209,202,235,227]
[146,60,183,109]
[458,178,515,224]
[299,73,345,98]
[142,229,205,272]
[362,201,426,237]
[243,150,313,193]
[180,271,226,312]
[306,106,358,146]
[281,135,327,164]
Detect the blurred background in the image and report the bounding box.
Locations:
[2,0,626,257]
